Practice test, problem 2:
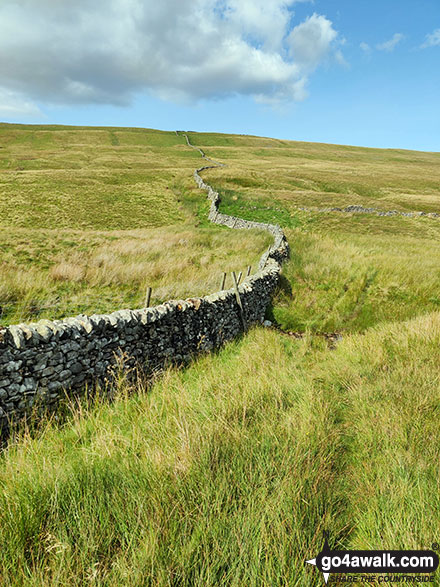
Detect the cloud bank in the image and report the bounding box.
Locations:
[0,0,343,116]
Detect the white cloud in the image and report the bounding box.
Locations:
[287,13,339,70]
[360,42,372,54]
[376,33,404,52]
[0,0,342,108]
[421,28,440,49]
[222,0,295,52]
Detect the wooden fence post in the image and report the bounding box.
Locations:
[231,271,246,332]
[145,287,152,308]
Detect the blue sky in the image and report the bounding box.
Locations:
[0,0,439,151]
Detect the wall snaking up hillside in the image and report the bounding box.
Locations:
[0,133,289,430]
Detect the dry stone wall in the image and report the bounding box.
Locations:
[0,132,289,431]
[298,204,440,218]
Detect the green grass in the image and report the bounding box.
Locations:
[0,225,270,326]
[0,125,271,325]
[197,134,440,334]
[2,124,440,584]
[216,187,302,229]
[0,125,197,229]
[271,219,440,333]
[197,135,440,213]
[2,318,440,585]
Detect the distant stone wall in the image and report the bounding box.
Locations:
[0,132,289,429]
[297,204,440,218]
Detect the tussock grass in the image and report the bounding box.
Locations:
[0,226,270,325]
[193,133,440,334]
[0,125,271,325]
[193,135,440,214]
[2,124,440,328]
[271,223,440,333]
[0,125,197,230]
[2,125,440,583]
[1,318,440,584]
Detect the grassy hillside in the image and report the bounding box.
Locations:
[0,124,271,325]
[196,133,440,332]
[0,125,194,229]
[1,124,440,585]
[191,132,440,213]
[2,123,440,330]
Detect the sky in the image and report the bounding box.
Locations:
[0,0,439,151]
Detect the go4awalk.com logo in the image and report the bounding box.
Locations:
[306,535,439,584]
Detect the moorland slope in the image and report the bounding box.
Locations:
[1,124,440,585]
